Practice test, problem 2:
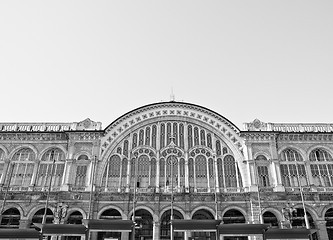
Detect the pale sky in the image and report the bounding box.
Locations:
[1,1,332,130]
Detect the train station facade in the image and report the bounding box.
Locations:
[0,101,332,240]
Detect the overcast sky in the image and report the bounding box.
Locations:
[1,1,332,130]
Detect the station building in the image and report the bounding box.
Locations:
[0,101,332,240]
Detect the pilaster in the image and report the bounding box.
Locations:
[315,219,329,240]
[19,219,31,229]
[153,221,160,240]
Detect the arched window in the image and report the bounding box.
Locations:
[36,148,65,188]
[160,210,183,240]
[132,133,138,149]
[145,127,150,146]
[66,211,83,224]
[0,208,20,228]
[310,148,333,162]
[160,124,165,149]
[194,127,199,146]
[309,148,333,187]
[256,155,268,161]
[173,123,178,146]
[280,149,308,187]
[11,148,36,187]
[188,125,193,149]
[263,211,278,228]
[223,209,245,224]
[281,149,303,162]
[179,124,184,149]
[152,125,157,149]
[139,129,144,146]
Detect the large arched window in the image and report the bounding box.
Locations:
[102,155,121,190]
[280,149,308,187]
[11,148,35,187]
[309,148,333,187]
[36,148,65,187]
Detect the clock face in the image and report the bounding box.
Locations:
[253,119,261,129]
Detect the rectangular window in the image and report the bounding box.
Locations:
[75,165,87,187]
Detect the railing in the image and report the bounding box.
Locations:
[0,123,75,132]
[285,186,333,192]
[244,122,333,132]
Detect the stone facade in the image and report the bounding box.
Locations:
[0,102,332,240]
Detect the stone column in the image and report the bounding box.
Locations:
[153,221,160,240]
[122,232,129,240]
[29,160,40,189]
[19,218,31,229]
[0,160,10,186]
[62,159,74,191]
[315,219,329,240]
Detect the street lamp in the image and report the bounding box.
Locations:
[0,162,15,224]
[42,157,56,224]
[294,163,310,229]
[167,136,177,240]
[132,155,138,240]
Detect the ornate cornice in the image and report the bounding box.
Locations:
[240,132,278,141]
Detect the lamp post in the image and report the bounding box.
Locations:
[167,136,177,240]
[253,160,263,224]
[132,155,138,240]
[294,163,310,229]
[0,162,15,223]
[42,157,56,224]
[88,156,97,220]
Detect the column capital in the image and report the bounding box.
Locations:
[315,219,327,226]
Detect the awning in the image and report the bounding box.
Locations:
[0,229,40,238]
[265,228,314,239]
[218,224,269,235]
[172,220,222,232]
[34,224,86,236]
[82,219,134,232]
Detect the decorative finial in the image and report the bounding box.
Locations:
[170,88,175,102]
